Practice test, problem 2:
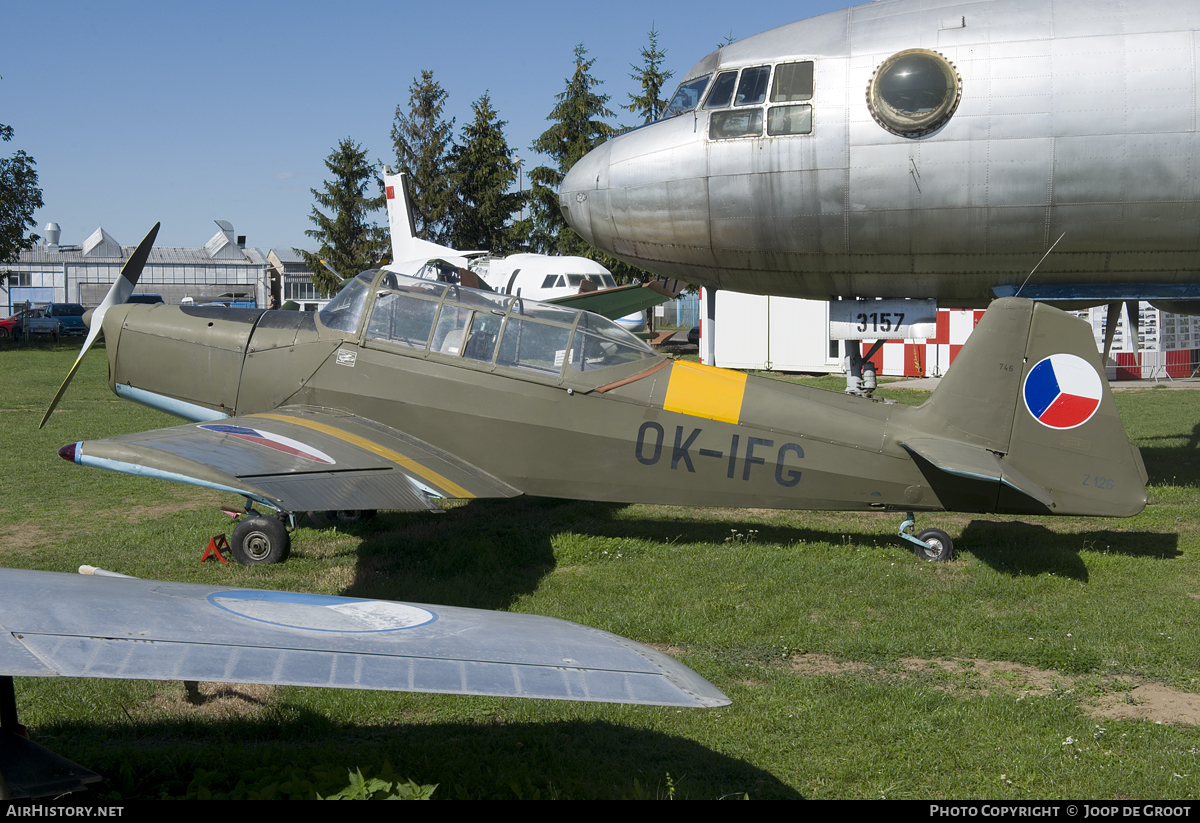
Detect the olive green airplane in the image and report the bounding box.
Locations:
[42,224,1147,565]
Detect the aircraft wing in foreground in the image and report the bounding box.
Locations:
[0,567,729,797]
[0,568,725,707]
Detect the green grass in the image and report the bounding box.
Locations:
[3,340,1199,799]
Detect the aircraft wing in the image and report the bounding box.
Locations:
[61,406,522,512]
[0,568,729,708]
[545,279,687,320]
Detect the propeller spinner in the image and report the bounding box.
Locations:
[40,222,160,428]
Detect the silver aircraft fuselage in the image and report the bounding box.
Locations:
[560,0,1200,307]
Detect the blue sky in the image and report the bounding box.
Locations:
[3,0,855,253]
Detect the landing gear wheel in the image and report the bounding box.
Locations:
[230,515,291,565]
[914,528,953,562]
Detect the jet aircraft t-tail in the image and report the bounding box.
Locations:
[381,169,685,328]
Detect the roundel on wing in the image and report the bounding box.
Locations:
[1022,354,1103,430]
[207,590,436,633]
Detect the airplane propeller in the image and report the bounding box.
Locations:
[40,222,160,429]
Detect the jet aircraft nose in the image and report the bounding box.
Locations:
[559,140,611,247]
[560,115,713,281]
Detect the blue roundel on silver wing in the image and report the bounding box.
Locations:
[206,590,437,632]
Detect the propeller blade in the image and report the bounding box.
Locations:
[40,223,160,428]
[318,258,341,279]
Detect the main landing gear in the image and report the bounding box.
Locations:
[222,505,378,565]
[897,511,954,561]
[228,508,292,565]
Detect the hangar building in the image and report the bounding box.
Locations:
[2,220,268,313]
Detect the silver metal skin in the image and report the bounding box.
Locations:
[0,569,730,708]
[560,0,1200,307]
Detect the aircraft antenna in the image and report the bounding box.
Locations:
[1015,232,1065,297]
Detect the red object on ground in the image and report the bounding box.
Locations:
[202,534,230,564]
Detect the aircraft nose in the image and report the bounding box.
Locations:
[559,141,612,246]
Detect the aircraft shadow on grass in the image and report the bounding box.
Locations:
[331,496,1178,604]
[958,520,1179,582]
[36,710,801,799]
[1135,427,1200,488]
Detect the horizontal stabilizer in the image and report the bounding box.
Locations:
[0,569,730,709]
[900,438,1054,509]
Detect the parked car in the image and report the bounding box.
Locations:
[4,307,63,341]
[687,325,700,345]
[0,312,19,339]
[45,303,87,336]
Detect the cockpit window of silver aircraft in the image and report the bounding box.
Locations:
[712,109,765,139]
[704,71,738,109]
[867,49,961,136]
[734,66,771,106]
[772,62,814,102]
[768,61,815,136]
[663,75,711,117]
[705,61,816,140]
[767,105,812,136]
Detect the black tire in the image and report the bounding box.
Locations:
[230,515,291,565]
[0,328,9,340]
[335,509,377,523]
[914,528,954,561]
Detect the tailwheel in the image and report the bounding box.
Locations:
[230,514,291,565]
[897,511,954,562]
[913,528,954,562]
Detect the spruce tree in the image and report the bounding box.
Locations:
[0,121,43,264]
[528,44,614,256]
[392,71,454,245]
[624,27,673,125]
[299,138,386,296]
[447,93,527,254]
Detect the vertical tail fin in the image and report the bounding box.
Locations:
[382,168,419,263]
[381,168,462,268]
[906,298,1146,517]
